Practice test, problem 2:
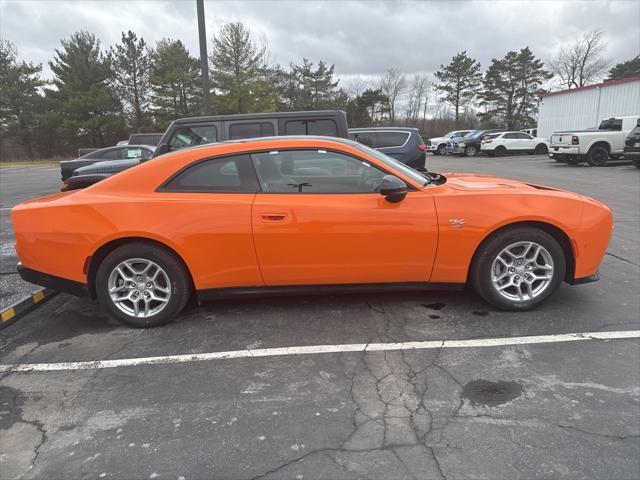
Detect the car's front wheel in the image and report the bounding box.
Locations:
[96,242,191,327]
[471,227,565,311]
[436,144,447,155]
[534,144,548,154]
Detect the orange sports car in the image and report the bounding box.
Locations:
[12,136,613,327]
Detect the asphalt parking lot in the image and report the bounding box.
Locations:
[1,155,639,480]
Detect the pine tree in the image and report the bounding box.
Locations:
[149,39,201,128]
[434,52,482,123]
[47,31,124,149]
[480,47,552,129]
[0,41,44,158]
[210,22,274,114]
[276,58,340,110]
[111,30,151,131]
[607,56,640,81]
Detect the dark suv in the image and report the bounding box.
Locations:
[446,129,506,157]
[348,127,427,170]
[154,110,348,157]
[623,119,640,168]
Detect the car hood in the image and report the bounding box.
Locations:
[443,173,571,195]
[74,158,140,175]
[428,136,446,143]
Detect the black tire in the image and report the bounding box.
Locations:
[633,159,640,169]
[96,242,191,327]
[464,145,478,157]
[587,145,609,166]
[470,227,566,311]
[494,146,507,157]
[534,144,548,155]
[436,144,447,155]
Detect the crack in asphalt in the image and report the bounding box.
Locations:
[605,251,640,267]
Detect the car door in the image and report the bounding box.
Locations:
[250,148,438,286]
[517,132,534,151]
[157,153,262,289]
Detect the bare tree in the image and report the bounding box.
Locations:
[344,75,370,98]
[404,74,428,125]
[550,30,610,89]
[378,68,407,125]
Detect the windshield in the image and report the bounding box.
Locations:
[467,131,487,139]
[354,143,432,186]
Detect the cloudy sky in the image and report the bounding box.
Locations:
[1,0,639,89]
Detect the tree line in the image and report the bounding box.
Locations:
[1,23,638,159]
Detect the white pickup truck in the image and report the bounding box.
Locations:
[549,115,640,166]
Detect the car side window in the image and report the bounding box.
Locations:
[228,122,275,140]
[285,119,338,136]
[99,149,123,160]
[350,132,376,148]
[251,149,387,194]
[376,132,410,148]
[503,133,517,139]
[161,154,259,193]
[168,125,217,151]
[516,133,532,139]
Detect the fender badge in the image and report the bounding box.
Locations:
[449,219,465,228]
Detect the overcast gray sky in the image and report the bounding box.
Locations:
[1,0,639,89]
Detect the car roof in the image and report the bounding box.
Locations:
[172,110,346,125]
[349,127,419,132]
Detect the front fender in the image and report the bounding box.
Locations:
[429,191,584,283]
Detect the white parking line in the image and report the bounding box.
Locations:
[1,330,638,373]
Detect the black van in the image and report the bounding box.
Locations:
[153,110,349,157]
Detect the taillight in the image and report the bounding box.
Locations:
[418,144,426,151]
[572,135,579,145]
[484,139,493,144]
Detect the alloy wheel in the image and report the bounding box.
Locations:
[108,258,171,318]
[490,241,554,302]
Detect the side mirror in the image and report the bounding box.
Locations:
[155,143,169,157]
[379,175,409,203]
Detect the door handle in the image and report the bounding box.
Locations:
[261,213,287,222]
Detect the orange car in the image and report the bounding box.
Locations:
[12,136,612,327]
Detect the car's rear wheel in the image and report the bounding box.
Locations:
[464,145,478,157]
[471,227,565,311]
[632,159,640,169]
[436,144,447,155]
[494,146,507,157]
[587,146,609,166]
[534,144,548,154]
[96,243,191,327]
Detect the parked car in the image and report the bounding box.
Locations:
[521,128,538,137]
[623,118,640,168]
[14,136,611,327]
[348,127,426,170]
[481,131,550,156]
[153,110,348,158]
[549,116,640,166]
[60,145,155,181]
[447,129,507,157]
[128,132,164,146]
[61,157,143,191]
[426,130,475,155]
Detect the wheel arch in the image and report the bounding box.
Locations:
[86,236,195,299]
[587,140,611,154]
[468,220,576,283]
